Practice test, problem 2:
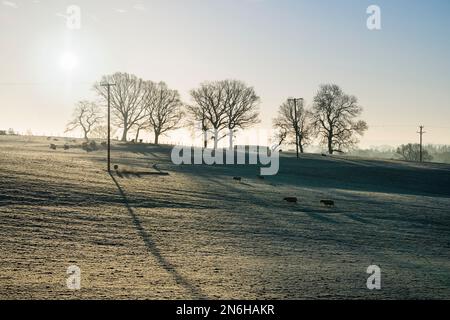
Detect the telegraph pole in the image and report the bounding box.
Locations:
[417,125,426,162]
[101,82,116,172]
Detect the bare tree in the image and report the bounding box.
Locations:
[312,84,368,154]
[396,144,433,162]
[190,81,228,150]
[222,80,260,149]
[144,81,184,145]
[65,101,103,140]
[189,80,259,149]
[94,72,147,141]
[273,99,313,153]
[272,125,289,150]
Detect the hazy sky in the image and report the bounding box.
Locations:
[1,0,449,147]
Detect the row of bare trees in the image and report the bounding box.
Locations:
[66,73,184,144]
[66,73,261,148]
[66,73,367,154]
[273,84,368,154]
[92,73,184,144]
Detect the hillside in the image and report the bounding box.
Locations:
[1,135,449,299]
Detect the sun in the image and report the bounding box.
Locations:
[59,52,79,71]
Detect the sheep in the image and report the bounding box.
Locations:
[114,165,119,171]
[49,144,57,150]
[63,144,70,150]
[320,200,335,207]
[89,141,98,150]
[233,176,242,181]
[283,197,297,203]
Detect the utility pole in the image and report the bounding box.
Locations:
[288,98,303,159]
[417,125,426,162]
[100,82,116,172]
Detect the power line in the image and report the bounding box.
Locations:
[0,82,93,86]
[370,125,450,129]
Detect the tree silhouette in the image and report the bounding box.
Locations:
[189,80,259,149]
[65,101,103,140]
[273,99,313,153]
[312,84,368,154]
[396,144,433,162]
[94,72,147,141]
[144,81,184,145]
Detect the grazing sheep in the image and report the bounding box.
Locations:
[63,144,70,150]
[321,153,327,157]
[49,144,57,150]
[284,197,297,203]
[89,141,97,150]
[233,176,242,181]
[114,165,119,171]
[320,200,335,207]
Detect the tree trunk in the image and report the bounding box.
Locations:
[228,129,233,150]
[84,130,89,141]
[121,128,128,142]
[327,136,333,154]
[154,132,160,145]
[135,128,140,142]
[299,140,304,153]
[203,130,208,148]
[213,128,219,150]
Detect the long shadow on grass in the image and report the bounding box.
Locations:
[109,172,207,299]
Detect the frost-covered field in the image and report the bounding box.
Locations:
[0,135,449,299]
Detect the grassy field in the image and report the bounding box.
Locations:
[1,135,449,299]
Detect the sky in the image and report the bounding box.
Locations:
[1,0,449,148]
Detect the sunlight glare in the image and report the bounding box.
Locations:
[59,52,79,71]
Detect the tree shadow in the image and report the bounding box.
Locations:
[109,172,207,299]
